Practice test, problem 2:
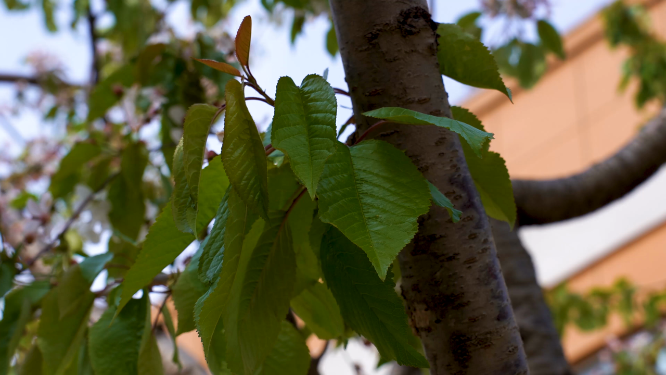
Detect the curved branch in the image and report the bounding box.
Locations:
[515,107,666,226]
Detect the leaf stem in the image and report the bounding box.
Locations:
[354,120,388,144]
[264,143,276,156]
[152,293,171,332]
[245,81,275,106]
[245,96,274,106]
[334,88,350,96]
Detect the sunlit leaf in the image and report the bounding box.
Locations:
[436,23,511,101]
[272,74,337,199]
[222,79,269,219]
[317,141,431,279]
[363,107,493,157]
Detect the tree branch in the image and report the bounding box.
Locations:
[0,74,39,85]
[515,106,666,226]
[87,6,101,85]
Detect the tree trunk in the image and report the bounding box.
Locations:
[328,1,529,373]
[491,220,573,375]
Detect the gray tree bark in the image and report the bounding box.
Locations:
[328,1,529,374]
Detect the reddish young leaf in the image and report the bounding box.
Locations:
[235,16,252,67]
[195,59,241,77]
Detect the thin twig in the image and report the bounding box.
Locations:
[27,172,120,267]
[152,293,171,332]
[245,96,273,106]
[265,145,276,156]
[354,120,388,144]
[246,81,275,106]
[0,74,39,85]
[87,6,101,85]
[333,88,350,96]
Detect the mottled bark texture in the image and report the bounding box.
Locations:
[515,107,666,226]
[492,220,573,375]
[328,1,529,374]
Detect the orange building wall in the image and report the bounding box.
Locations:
[464,0,666,363]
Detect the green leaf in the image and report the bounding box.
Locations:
[117,202,194,314]
[172,248,209,335]
[451,106,516,226]
[289,196,321,296]
[363,107,493,157]
[195,218,264,359]
[172,138,196,234]
[320,226,429,368]
[291,282,344,340]
[181,104,221,234]
[290,15,305,44]
[118,156,228,314]
[137,298,164,375]
[79,253,114,283]
[517,42,546,89]
[0,263,14,298]
[427,181,461,223]
[538,20,566,59]
[89,297,146,375]
[198,189,231,284]
[19,345,43,375]
[223,212,296,375]
[108,142,148,241]
[195,157,229,236]
[326,23,339,57]
[436,23,511,101]
[272,75,337,199]
[258,322,310,375]
[199,187,258,285]
[57,254,112,319]
[37,289,95,375]
[317,141,431,279]
[207,323,233,375]
[87,65,135,122]
[0,284,49,375]
[222,79,269,220]
[50,142,101,199]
